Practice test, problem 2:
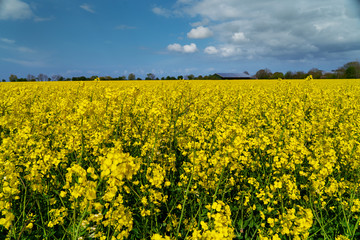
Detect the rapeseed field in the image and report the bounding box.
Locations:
[1,79,360,239]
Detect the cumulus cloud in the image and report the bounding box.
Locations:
[152,7,171,17]
[168,43,183,52]
[80,4,95,13]
[183,43,198,53]
[232,32,248,42]
[171,0,360,60]
[204,46,218,54]
[187,26,213,39]
[205,45,243,57]
[0,0,33,20]
[219,45,242,57]
[168,43,198,53]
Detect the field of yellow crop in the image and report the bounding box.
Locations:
[1,79,360,239]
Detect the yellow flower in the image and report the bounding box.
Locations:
[272,234,281,240]
[267,217,275,227]
[26,222,33,229]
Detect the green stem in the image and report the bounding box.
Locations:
[36,199,48,239]
[74,202,89,240]
[176,158,195,238]
[309,194,329,239]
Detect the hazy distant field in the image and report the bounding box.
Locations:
[1,79,360,239]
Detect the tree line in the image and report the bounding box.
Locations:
[3,61,360,82]
[255,61,360,79]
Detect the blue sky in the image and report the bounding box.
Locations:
[1,0,360,80]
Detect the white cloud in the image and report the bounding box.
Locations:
[204,44,243,57]
[0,0,33,20]
[232,32,248,42]
[183,43,198,53]
[168,43,198,53]
[34,16,54,22]
[172,0,360,60]
[204,46,218,54]
[176,0,194,4]
[219,45,242,57]
[66,69,83,75]
[0,37,36,54]
[190,19,210,27]
[0,38,15,44]
[17,46,35,53]
[152,7,171,17]
[2,58,44,67]
[187,26,213,39]
[167,43,183,52]
[80,4,95,13]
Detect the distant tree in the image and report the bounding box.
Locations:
[345,66,357,78]
[117,76,126,80]
[187,74,195,80]
[333,68,345,78]
[146,73,156,80]
[128,73,136,80]
[51,75,62,81]
[27,74,36,81]
[333,61,360,78]
[344,61,360,73]
[256,69,272,79]
[9,74,18,82]
[322,72,337,79]
[137,78,142,80]
[74,76,87,81]
[271,72,284,79]
[177,75,183,80]
[104,76,112,80]
[344,62,360,79]
[290,71,306,79]
[206,74,221,80]
[2,79,5,82]
[284,71,293,79]
[211,74,221,79]
[90,76,99,80]
[37,73,48,81]
[243,71,250,75]
[307,68,323,79]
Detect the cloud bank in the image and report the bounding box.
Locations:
[162,0,360,61]
[0,0,33,20]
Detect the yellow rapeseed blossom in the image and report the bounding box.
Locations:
[1,79,360,239]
